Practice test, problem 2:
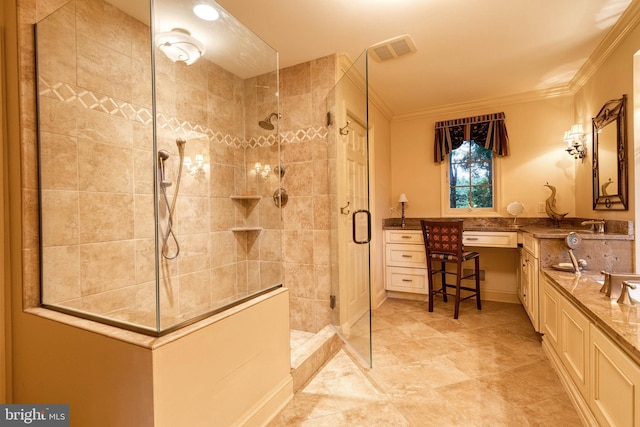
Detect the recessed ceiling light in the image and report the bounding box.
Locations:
[193,4,219,21]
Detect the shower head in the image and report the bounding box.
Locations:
[258,113,279,130]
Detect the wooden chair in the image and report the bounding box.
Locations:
[420,219,481,319]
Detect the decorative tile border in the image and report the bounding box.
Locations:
[39,77,328,147]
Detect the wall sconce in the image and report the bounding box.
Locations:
[564,123,586,160]
[155,28,205,66]
[398,193,408,227]
[184,154,205,175]
[254,162,271,180]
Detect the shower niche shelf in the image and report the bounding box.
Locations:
[230,195,261,201]
[230,195,262,232]
[231,227,263,232]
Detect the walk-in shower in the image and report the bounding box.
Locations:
[35,0,283,335]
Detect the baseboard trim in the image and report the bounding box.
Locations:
[481,289,519,304]
[235,375,293,427]
[384,290,519,304]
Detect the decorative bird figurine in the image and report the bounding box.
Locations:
[544,183,568,222]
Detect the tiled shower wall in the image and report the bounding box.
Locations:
[278,57,337,333]
[36,0,282,329]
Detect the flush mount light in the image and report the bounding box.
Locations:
[155,28,205,66]
[193,4,220,21]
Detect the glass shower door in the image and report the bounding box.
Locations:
[328,51,372,367]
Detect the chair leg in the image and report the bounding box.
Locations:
[475,257,482,311]
[454,262,462,319]
[427,258,434,313]
[440,261,448,302]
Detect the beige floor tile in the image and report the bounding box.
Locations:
[274,298,582,426]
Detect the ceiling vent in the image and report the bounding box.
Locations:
[369,35,417,62]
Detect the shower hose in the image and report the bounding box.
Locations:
[161,140,185,259]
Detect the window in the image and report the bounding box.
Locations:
[441,140,500,216]
[449,141,493,209]
[434,112,508,216]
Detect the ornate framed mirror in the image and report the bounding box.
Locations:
[592,94,627,210]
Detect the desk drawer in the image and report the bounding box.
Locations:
[463,231,518,248]
[385,244,426,268]
[385,230,423,244]
[385,266,427,293]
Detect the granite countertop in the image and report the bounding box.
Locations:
[542,269,640,364]
[383,217,633,240]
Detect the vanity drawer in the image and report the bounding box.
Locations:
[385,244,426,268]
[385,230,423,244]
[463,231,518,248]
[385,267,427,294]
[522,233,540,257]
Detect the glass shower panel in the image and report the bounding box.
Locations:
[152,0,282,332]
[36,0,282,335]
[36,0,157,332]
[327,51,372,367]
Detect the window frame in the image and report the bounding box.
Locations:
[440,140,501,217]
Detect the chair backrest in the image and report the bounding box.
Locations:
[420,219,464,258]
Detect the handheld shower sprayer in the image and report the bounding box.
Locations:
[158,149,172,187]
[158,138,187,260]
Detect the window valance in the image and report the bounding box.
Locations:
[434,112,509,162]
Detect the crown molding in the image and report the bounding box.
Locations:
[391,1,640,121]
[393,86,573,122]
[569,0,640,93]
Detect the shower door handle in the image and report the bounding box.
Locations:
[352,209,371,244]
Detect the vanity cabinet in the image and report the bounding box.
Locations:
[519,233,540,331]
[540,279,561,352]
[560,296,590,400]
[590,324,640,427]
[384,230,428,294]
[541,274,640,426]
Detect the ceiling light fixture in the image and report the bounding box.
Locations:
[193,4,220,21]
[155,28,205,66]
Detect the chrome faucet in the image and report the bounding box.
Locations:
[581,219,605,233]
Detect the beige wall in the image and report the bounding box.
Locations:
[390,96,576,219]
[152,289,291,427]
[572,14,640,271]
[573,23,640,222]
[13,313,155,426]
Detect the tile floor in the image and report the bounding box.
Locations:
[270,298,583,426]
